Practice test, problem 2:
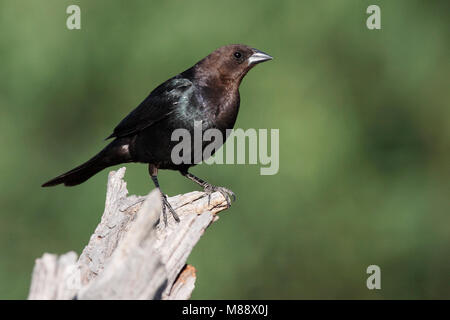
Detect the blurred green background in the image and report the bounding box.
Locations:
[0,0,449,299]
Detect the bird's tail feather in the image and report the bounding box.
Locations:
[42,155,107,187]
[42,139,131,187]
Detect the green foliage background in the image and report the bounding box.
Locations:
[0,0,449,299]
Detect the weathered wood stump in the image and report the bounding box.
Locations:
[28,167,229,300]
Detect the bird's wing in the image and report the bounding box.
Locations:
[106,77,193,139]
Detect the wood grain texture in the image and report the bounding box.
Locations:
[28,167,229,300]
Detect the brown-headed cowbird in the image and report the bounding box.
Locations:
[42,44,272,224]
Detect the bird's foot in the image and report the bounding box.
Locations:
[204,184,236,208]
[161,194,180,226]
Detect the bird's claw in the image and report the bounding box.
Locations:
[161,194,180,226]
[204,184,236,207]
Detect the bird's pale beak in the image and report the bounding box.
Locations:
[248,49,273,65]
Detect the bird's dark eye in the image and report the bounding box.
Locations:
[233,51,242,59]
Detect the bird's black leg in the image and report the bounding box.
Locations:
[180,170,236,207]
[149,164,180,225]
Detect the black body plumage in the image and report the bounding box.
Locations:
[42,44,272,223]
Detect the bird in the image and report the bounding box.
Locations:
[42,44,273,225]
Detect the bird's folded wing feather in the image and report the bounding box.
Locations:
[106,77,193,139]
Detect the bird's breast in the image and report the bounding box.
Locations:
[198,85,240,129]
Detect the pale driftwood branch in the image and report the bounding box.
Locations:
[28,167,229,300]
